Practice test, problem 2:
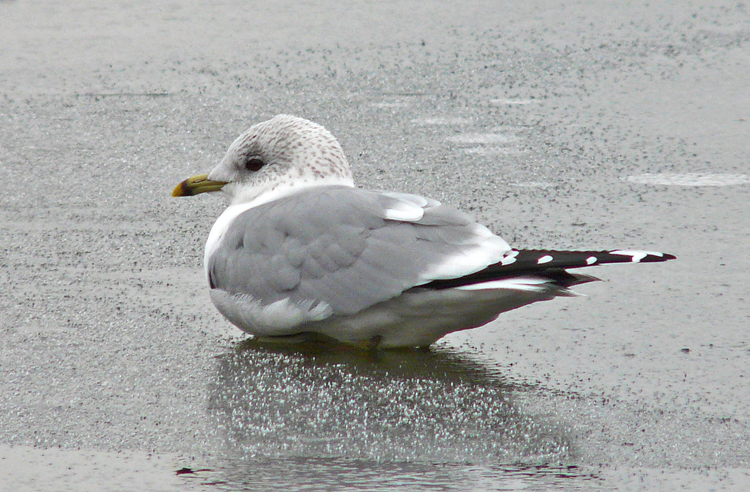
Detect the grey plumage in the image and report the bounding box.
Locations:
[208,186,503,316]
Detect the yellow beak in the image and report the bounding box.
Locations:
[172,174,228,197]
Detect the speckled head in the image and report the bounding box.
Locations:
[208,114,355,206]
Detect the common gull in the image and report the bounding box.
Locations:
[173,115,675,348]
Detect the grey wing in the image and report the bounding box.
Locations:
[208,186,510,317]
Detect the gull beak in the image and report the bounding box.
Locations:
[172,174,228,197]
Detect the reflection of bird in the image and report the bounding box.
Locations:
[211,341,552,462]
[173,115,675,348]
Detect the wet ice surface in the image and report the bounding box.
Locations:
[210,344,565,463]
[626,173,750,186]
[193,341,750,490]
[193,459,598,491]
[189,343,603,491]
[2,0,750,490]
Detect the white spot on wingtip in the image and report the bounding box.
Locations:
[500,250,519,265]
[586,256,598,265]
[610,250,663,262]
[537,255,553,264]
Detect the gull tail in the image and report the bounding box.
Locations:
[422,249,676,291]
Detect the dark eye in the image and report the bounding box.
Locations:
[245,158,265,172]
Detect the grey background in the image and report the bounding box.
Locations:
[1,0,749,490]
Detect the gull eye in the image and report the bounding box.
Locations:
[245,158,265,172]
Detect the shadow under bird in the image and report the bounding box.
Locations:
[173,115,675,349]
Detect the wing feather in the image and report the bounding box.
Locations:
[208,186,510,317]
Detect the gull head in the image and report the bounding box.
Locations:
[173,114,354,205]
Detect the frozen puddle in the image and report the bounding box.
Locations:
[511,181,555,188]
[626,173,750,186]
[489,98,536,106]
[462,146,528,156]
[412,117,472,125]
[370,101,410,109]
[447,132,524,156]
[446,133,517,145]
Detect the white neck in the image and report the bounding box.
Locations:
[224,175,355,208]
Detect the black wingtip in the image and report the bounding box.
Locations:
[421,248,676,291]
